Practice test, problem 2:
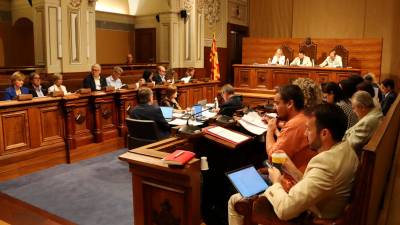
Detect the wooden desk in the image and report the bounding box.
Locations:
[234,64,361,92]
[119,137,201,225]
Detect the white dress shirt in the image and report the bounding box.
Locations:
[320,55,343,68]
[33,85,45,97]
[48,84,68,95]
[290,56,312,67]
[106,75,123,89]
[271,55,286,65]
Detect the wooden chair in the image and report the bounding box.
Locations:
[234,95,400,225]
[299,41,317,63]
[126,118,162,149]
[281,45,294,63]
[332,45,349,68]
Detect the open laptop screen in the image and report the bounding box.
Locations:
[226,165,268,198]
[160,106,173,120]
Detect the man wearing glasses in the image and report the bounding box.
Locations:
[28,72,47,97]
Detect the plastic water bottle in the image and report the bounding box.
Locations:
[214,97,219,109]
[312,59,315,67]
[286,58,290,66]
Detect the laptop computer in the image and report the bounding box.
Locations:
[197,99,207,106]
[226,165,269,198]
[160,106,173,122]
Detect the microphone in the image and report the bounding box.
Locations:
[179,106,214,135]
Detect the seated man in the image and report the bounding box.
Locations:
[181,67,194,83]
[153,66,167,85]
[83,64,107,91]
[218,84,243,117]
[344,90,383,151]
[380,78,397,115]
[106,66,124,89]
[265,85,314,172]
[129,87,170,138]
[28,72,47,97]
[319,50,343,68]
[228,104,359,224]
[290,51,312,67]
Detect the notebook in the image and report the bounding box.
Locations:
[161,150,196,165]
[226,165,268,198]
[160,106,173,121]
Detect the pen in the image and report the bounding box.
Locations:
[173,151,184,158]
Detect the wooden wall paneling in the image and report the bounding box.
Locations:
[242,38,383,80]
[1,110,30,154]
[178,88,190,109]
[191,87,203,106]
[203,85,216,103]
[38,105,64,146]
[255,69,268,89]
[116,90,137,139]
[135,28,156,63]
[98,95,119,140]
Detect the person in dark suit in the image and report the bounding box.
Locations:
[129,87,170,138]
[152,66,166,85]
[82,64,107,91]
[218,84,243,117]
[28,72,47,97]
[380,79,397,115]
[3,71,30,100]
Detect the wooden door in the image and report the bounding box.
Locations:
[227,23,249,84]
[135,28,156,63]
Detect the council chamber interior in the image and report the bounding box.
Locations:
[0,0,399,225]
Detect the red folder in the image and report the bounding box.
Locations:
[162,150,195,165]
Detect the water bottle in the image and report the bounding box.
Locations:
[312,59,315,67]
[214,97,219,109]
[286,58,290,66]
[267,58,271,65]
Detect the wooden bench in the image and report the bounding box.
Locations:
[234,95,400,225]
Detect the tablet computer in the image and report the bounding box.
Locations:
[226,165,268,198]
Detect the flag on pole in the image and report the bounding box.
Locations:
[209,33,220,80]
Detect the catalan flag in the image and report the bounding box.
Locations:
[209,33,220,80]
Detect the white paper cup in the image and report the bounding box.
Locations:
[201,157,209,171]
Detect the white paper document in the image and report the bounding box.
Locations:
[168,118,203,126]
[207,126,249,144]
[238,111,268,135]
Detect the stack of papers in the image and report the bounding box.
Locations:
[206,126,250,144]
[238,111,268,135]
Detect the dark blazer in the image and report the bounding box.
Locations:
[28,85,48,97]
[219,95,243,117]
[381,91,397,115]
[82,74,107,91]
[152,73,164,85]
[129,104,170,138]
[3,86,30,100]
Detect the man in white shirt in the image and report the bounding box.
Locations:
[290,51,312,67]
[181,67,195,83]
[106,66,124,89]
[320,50,343,68]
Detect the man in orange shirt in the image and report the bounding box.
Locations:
[265,84,315,172]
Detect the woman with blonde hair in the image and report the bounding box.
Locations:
[3,71,30,100]
[292,78,323,109]
[270,48,286,65]
[48,73,68,95]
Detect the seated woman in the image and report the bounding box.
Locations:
[160,86,182,110]
[292,78,322,109]
[322,82,358,129]
[142,70,153,83]
[270,48,285,65]
[3,71,30,100]
[181,67,194,83]
[48,73,68,95]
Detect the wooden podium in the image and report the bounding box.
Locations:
[119,137,201,225]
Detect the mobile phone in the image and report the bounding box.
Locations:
[263,160,273,169]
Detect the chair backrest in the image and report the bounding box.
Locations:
[281,45,294,62]
[353,95,400,225]
[299,41,317,62]
[126,118,161,149]
[332,45,349,68]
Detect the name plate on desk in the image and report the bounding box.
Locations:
[49,91,64,97]
[77,88,91,94]
[17,94,33,101]
[103,86,115,92]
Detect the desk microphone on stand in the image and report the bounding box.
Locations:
[179,106,214,135]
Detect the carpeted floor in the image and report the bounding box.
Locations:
[0,149,133,225]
